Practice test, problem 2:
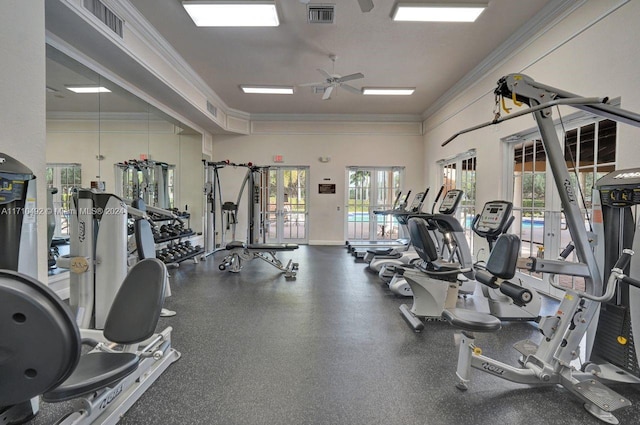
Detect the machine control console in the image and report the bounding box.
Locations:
[596,167,640,207]
[473,200,514,239]
[438,189,464,215]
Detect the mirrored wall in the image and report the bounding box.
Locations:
[45,44,204,235]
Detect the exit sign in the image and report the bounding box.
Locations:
[273,155,284,163]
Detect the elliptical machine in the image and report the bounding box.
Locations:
[384,189,468,297]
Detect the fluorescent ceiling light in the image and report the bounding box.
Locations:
[182,1,279,27]
[392,3,487,22]
[362,88,415,96]
[65,86,111,93]
[241,86,294,94]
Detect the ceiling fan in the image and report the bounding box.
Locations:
[299,55,364,100]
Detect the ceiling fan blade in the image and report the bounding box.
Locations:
[341,83,362,95]
[322,85,334,100]
[298,82,325,87]
[338,72,364,83]
[317,68,332,80]
[357,0,374,13]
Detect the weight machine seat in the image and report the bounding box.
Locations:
[442,309,502,333]
[45,258,167,402]
[0,270,81,406]
[42,353,139,403]
[226,241,247,250]
[246,243,299,251]
[0,259,167,408]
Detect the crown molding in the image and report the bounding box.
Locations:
[249,113,423,123]
[46,111,165,121]
[105,0,248,122]
[422,0,587,121]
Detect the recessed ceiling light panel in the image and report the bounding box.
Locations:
[66,86,111,93]
[362,88,415,96]
[240,85,294,94]
[392,3,487,22]
[182,1,280,27]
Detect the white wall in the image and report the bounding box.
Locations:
[46,118,205,232]
[0,1,47,280]
[212,121,424,244]
[424,0,640,212]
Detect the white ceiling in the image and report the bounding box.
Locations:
[125,0,554,117]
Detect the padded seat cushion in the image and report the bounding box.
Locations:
[42,352,139,403]
[246,244,299,251]
[442,308,501,332]
[226,241,246,250]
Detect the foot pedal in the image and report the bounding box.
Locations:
[513,339,538,356]
[572,379,631,412]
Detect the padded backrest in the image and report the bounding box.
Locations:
[103,258,167,344]
[132,198,156,260]
[408,217,440,263]
[0,270,81,406]
[135,219,156,260]
[485,234,521,279]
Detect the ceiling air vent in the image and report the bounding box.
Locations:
[312,87,327,94]
[83,0,123,37]
[308,4,335,24]
[207,101,218,118]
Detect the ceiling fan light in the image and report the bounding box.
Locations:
[182,1,280,27]
[392,3,487,22]
[362,88,415,96]
[240,85,294,94]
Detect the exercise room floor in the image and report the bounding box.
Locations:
[33,246,640,425]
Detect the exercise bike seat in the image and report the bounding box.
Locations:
[442,309,501,333]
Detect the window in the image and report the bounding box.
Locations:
[438,151,476,252]
[346,167,403,241]
[46,163,82,236]
[507,118,617,295]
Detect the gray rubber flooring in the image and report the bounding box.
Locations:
[32,246,640,424]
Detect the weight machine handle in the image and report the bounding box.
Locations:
[622,275,640,289]
[613,249,633,271]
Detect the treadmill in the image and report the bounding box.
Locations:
[345,191,408,250]
[350,189,429,258]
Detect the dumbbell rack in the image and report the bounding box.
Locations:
[139,211,202,265]
[152,215,204,265]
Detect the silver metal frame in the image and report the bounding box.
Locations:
[443,73,640,424]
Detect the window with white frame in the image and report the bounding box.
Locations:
[507,118,617,295]
[46,163,82,236]
[438,151,476,252]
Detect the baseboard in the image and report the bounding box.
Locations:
[308,240,345,246]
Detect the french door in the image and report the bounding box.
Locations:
[345,167,403,241]
[266,166,309,244]
[506,118,617,297]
